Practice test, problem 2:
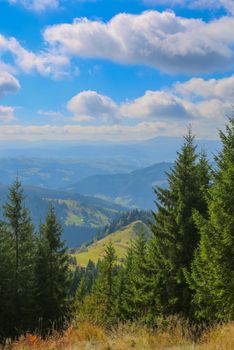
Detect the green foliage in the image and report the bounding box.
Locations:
[144,129,210,321]
[3,179,36,335]
[0,181,72,340]
[34,205,71,332]
[0,222,15,339]
[92,242,119,326]
[187,117,234,322]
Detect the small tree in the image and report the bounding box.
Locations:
[92,241,118,325]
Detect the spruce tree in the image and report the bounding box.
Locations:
[116,231,149,322]
[92,241,118,325]
[146,129,210,321]
[3,179,36,334]
[34,205,71,332]
[0,222,15,338]
[187,117,234,322]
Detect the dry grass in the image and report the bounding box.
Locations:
[7,321,234,350]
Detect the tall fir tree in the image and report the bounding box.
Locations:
[3,179,36,334]
[0,222,15,338]
[145,129,210,321]
[34,205,71,332]
[187,117,234,322]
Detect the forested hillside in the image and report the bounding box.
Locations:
[0,118,234,347]
[0,185,124,247]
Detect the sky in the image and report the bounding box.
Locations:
[0,0,234,142]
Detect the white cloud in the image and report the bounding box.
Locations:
[175,75,234,101]
[0,106,15,122]
[65,74,234,139]
[144,0,234,15]
[44,10,234,74]
[120,91,193,120]
[7,0,59,11]
[67,91,119,123]
[0,34,69,78]
[0,72,20,98]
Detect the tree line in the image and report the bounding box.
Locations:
[0,181,71,340]
[1,117,234,340]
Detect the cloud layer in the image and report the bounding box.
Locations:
[44,11,234,74]
[1,10,234,78]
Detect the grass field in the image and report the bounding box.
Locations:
[74,221,148,266]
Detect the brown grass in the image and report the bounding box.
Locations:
[7,321,234,350]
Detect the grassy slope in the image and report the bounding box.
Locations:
[75,221,149,267]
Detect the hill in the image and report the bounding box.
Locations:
[74,221,149,267]
[0,185,125,248]
[67,162,172,209]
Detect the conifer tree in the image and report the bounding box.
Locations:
[34,205,71,332]
[146,129,210,321]
[116,243,135,322]
[3,179,36,334]
[0,222,15,338]
[116,231,149,322]
[187,117,234,322]
[92,241,118,325]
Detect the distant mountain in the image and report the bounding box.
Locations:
[0,158,136,189]
[74,221,149,267]
[0,185,125,248]
[66,162,172,209]
[0,137,221,169]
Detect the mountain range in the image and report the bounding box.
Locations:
[67,162,172,209]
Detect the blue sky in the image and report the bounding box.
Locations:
[0,0,234,142]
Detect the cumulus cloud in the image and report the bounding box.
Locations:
[67,91,118,123]
[7,0,59,11]
[0,72,20,98]
[64,73,234,139]
[120,91,193,120]
[44,11,234,74]
[0,34,69,78]
[175,75,234,101]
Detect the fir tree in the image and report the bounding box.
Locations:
[187,117,234,322]
[116,231,149,322]
[0,222,15,338]
[93,241,118,325]
[34,205,71,332]
[3,179,36,334]
[146,129,210,321]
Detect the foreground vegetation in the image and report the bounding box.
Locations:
[9,321,234,350]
